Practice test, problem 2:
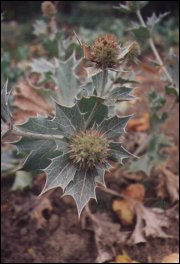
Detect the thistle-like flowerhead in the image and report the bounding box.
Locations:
[15,97,134,216]
[80,34,140,75]
[89,34,119,68]
[69,130,110,168]
[41,1,57,17]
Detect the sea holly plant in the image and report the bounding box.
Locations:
[130,91,173,176]
[1,30,141,215]
[1,89,134,216]
[114,1,179,96]
[33,1,74,59]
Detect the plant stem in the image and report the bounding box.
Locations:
[85,69,108,128]
[100,69,108,96]
[12,127,63,140]
[85,101,100,129]
[136,10,173,84]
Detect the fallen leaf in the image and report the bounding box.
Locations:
[162,167,179,203]
[122,184,145,202]
[112,199,135,225]
[12,79,53,124]
[84,210,128,263]
[127,113,150,132]
[115,252,139,263]
[128,203,170,244]
[161,253,179,263]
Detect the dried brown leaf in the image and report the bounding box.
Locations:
[112,199,135,225]
[122,184,145,202]
[85,209,128,263]
[161,253,179,263]
[128,203,170,245]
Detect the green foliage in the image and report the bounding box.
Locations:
[12,97,133,215]
[1,80,12,137]
[1,52,23,84]
[1,1,178,217]
[130,134,172,175]
[130,26,150,42]
[11,171,32,192]
[130,90,174,176]
[114,2,149,13]
[1,146,20,176]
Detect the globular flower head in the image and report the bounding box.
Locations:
[89,34,119,68]
[41,1,57,17]
[81,34,140,73]
[69,130,110,168]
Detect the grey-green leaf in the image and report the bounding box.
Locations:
[53,52,82,106]
[95,162,112,187]
[130,26,150,41]
[98,115,132,140]
[109,142,134,163]
[92,71,108,97]
[65,168,97,216]
[1,80,12,129]
[147,12,170,30]
[107,87,136,103]
[78,96,108,126]
[41,153,77,194]
[14,138,63,171]
[130,134,173,176]
[53,103,84,136]
[17,116,56,135]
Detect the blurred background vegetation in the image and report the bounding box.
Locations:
[1,1,179,23]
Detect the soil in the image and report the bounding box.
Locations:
[1,66,179,263]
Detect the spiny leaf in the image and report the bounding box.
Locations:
[147,12,170,30]
[53,103,85,137]
[77,96,108,126]
[95,162,112,187]
[98,115,132,140]
[17,102,84,138]
[165,50,179,93]
[65,168,97,216]
[109,142,134,164]
[17,116,56,135]
[76,82,95,99]
[41,154,77,193]
[1,80,12,127]
[130,134,173,176]
[92,71,108,97]
[130,26,150,41]
[14,138,64,171]
[11,97,134,216]
[107,87,136,103]
[53,52,82,106]
[1,80,13,137]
